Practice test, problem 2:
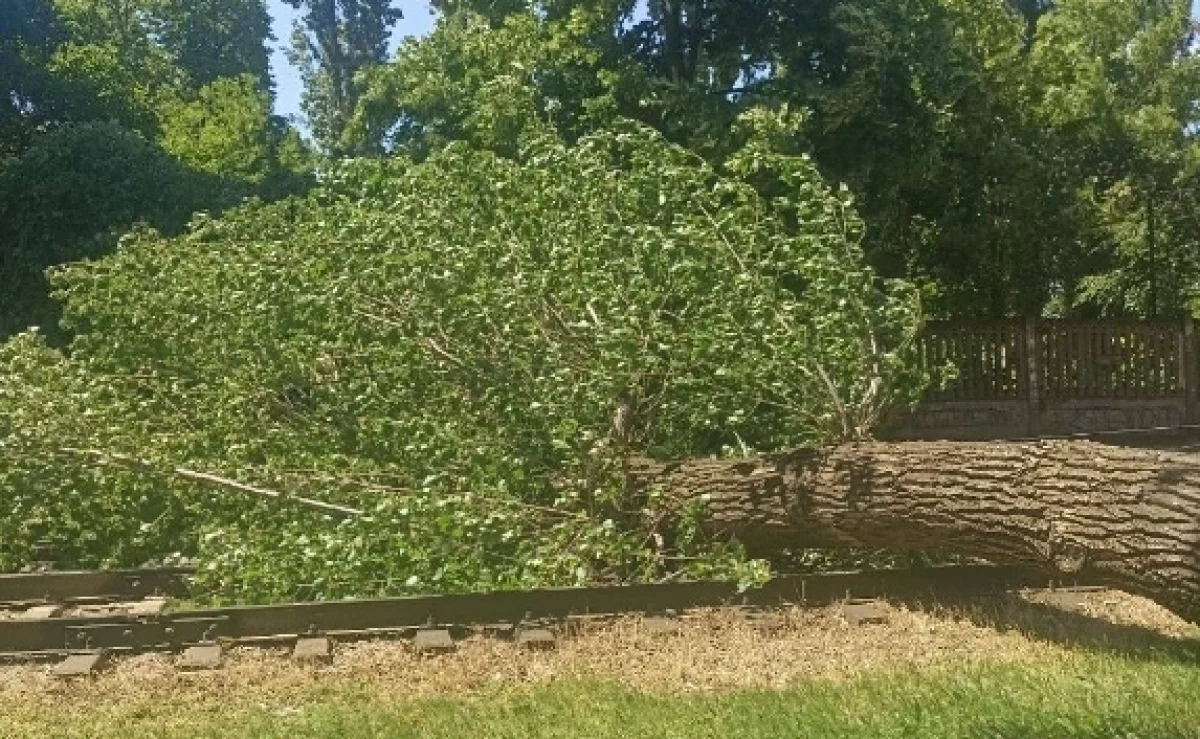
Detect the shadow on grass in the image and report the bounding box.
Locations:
[906,591,1200,666]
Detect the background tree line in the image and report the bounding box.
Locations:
[0,0,400,338]
[348,0,1200,320]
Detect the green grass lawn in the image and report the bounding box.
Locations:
[4,652,1198,739]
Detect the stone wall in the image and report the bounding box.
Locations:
[886,398,1187,441]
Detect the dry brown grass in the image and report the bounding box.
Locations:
[0,588,1195,719]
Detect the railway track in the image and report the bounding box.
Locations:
[0,566,193,607]
[0,565,1103,675]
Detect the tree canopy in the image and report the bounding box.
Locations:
[0,116,921,599]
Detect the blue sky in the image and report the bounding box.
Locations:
[268,0,435,122]
[268,0,1200,122]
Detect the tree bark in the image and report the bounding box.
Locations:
[629,440,1200,624]
[660,0,686,83]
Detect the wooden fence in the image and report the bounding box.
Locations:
[889,318,1200,440]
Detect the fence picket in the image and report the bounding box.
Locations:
[918,319,1191,403]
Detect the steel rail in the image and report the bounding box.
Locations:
[0,565,1087,657]
[0,567,194,605]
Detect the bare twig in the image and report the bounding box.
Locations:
[586,300,604,329]
[174,468,363,517]
[424,337,465,368]
[698,202,750,274]
[353,306,466,369]
[275,470,590,522]
[351,306,400,327]
[57,447,363,517]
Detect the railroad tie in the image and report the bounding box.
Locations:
[515,628,556,651]
[19,604,63,620]
[840,600,888,627]
[178,644,224,671]
[292,636,333,665]
[128,598,169,617]
[412,629,455,655]
[52,650,108,678]
[639,616,681,638]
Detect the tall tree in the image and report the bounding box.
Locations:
[349,6,649,157]
[41,0,277,136]
[158,74,313,195]
[146,0,274,92]
[1,0,312,340]
[1025,0,1200,317]
[0,0,63,155]
[0,122,230,341]
[287,0,402,155]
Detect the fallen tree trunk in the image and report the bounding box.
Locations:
[630,439,1200,624]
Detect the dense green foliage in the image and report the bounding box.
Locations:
[0,0,64,155]
[158,74,313,194]
[6,1,1198,340]
[0,118,920,599]
[147,0,274,91]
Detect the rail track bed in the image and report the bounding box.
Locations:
[0,565,1108,676]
